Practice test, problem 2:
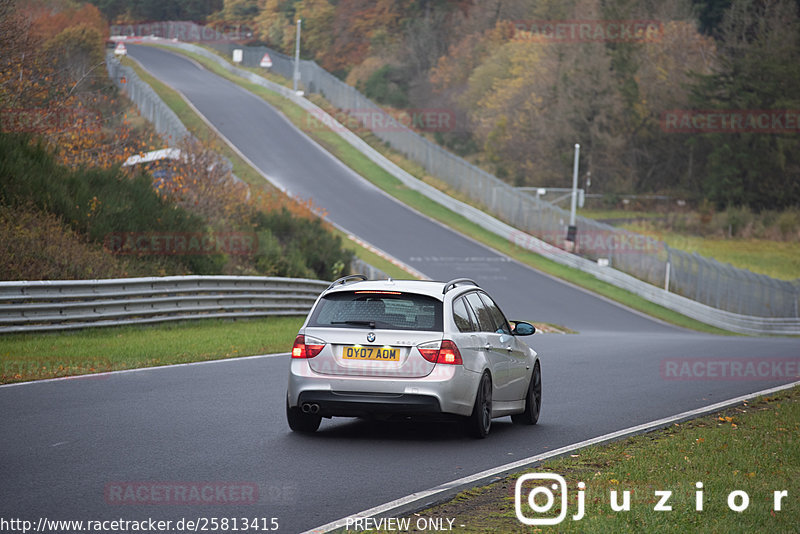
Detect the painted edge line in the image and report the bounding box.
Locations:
[0,352,289,389]
[302,379,800,534]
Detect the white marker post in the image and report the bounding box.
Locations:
[566,143,580,250]
[293,19,302,93]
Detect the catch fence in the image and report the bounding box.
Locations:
[207,42,799,318]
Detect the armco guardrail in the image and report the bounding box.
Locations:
[142,40,800,335]
[0,276,328,334]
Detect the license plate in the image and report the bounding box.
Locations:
[342,346,399,361]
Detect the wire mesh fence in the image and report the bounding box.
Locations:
[106,54,247,187]
[107,56,189,143]
[204,43,799,318]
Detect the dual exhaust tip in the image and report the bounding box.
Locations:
[301,403,320,414]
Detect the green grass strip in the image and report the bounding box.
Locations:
[0,316,303,384]
[393,386,799,533]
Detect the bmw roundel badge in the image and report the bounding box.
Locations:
[367,332,376,343]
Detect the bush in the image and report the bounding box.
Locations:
[251,207,352,280]
[360,65,409,108]
[776,209,800,240]
[712,205,754,238]
[0,204,126,280]
[0,133,224,274]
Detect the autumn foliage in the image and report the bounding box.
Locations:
[200,0,800,209]
[1,0,352,280]
[27,0,108,42]
[1,0,159,170]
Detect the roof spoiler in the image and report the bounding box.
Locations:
[442,278,478,294]
[326,274,368,290]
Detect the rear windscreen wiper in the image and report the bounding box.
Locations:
[331,320,376,328]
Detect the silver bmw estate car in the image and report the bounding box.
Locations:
[286,276,541,438]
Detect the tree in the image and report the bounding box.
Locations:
[42,24,106,91]
[87,0,223,22]
[27,1,108,42]
[689,0,800,209]
[458,0,630,189]
[293,0,334,65]
[691,0,733,34]
[253,0,293,52]
[617,6,717,194]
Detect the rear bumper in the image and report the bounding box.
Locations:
[297,390,442,418]
[287,359,480,417]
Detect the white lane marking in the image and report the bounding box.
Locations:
[0,353,289,389]
[302,379,800,534]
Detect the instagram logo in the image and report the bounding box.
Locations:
[515,473,584,525]
[515,474,790,524]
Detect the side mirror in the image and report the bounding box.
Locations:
[512,321,535,336]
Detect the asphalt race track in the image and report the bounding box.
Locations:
[1,45,798,533]
[125,45,666,335]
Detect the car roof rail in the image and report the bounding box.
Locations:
[326,274,368,290]
[442,278,479,294]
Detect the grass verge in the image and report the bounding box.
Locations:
[389,386,800,533]
[626,226,800,281]
[144,45,733,335]
[0,316,303,384]
[579,209,799,281]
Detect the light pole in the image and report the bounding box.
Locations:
[567,143,580,247]
[293,19,301,92]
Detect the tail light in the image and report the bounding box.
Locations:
[417,340,463,365]
[291,334,326,359]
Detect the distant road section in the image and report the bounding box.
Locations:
[127,44,674,334]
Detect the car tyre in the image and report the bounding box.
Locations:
[511,361,541,425]
[465,372,492,438]
[286,398,321,433]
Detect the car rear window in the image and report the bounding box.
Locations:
[308,291,443,331]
